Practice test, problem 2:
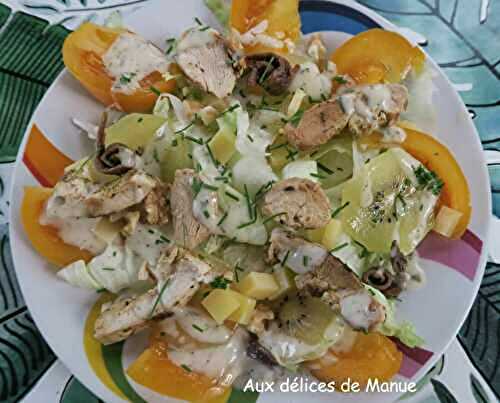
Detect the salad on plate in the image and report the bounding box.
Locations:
[21,0,472,399]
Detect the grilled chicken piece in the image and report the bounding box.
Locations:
[170,169,211,249]
[267,228,385,331]
[176,28,236,99]
[247,304,275,335]
[262,178,331,230]
[86,170,156,216]
[285,83,408,150]
[267,228,328,268]
[296,255,385,331]
[141,180,170,225]
[94,249,215,344]
[45,176,96,218]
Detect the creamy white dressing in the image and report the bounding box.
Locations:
[103,33,169,94]
[125,223,172,265]
[289,62,333,101]
[339,291,379,330]
[278,243,327,274]
[339,84,397,123]
[174,307,232,344]
[381,126,407,143]
[193,186,223,233]
[235,20,284,49]
[168,328,249,386]
[40,212,106,254]
[177,27,218,52]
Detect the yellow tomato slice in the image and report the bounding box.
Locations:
[309,332,402,387]
[127,341,230,403]
[331,29,425,84]
[21,187,94,268]
[359,128,471,239]
[230,0,300,54]
[62,22,175,112]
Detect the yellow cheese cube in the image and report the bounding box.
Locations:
[269,266,296,300]
[201,289,241,324]
[226,290,257,325]
[237,272,279,300]
[433,206,463,238]
[321,219,343,250]
[208,127,236,164]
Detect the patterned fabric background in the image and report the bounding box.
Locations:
[0,1,498,402]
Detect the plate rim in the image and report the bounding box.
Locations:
[7,0,492,402]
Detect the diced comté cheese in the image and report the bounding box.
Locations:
[208,126,236,164]
[433,206,463,237]
[226,290,257,325]
[237,272,279,300]
[202,289,240,324]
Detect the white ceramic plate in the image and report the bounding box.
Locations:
[9,1,491,402]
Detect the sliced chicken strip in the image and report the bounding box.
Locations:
[296,255,385,331]
[170,169,211,249]
[267,228,385,331]
[45,176,96,219]
[262,178,331,230]
[94,249,215,344]
[285,83,408,150]
[85,170,156,216]
[141,180,170,225]
[176,27,236,98]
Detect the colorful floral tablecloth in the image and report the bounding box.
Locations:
[0,0,498,402]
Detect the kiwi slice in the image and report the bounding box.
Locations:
[277,295,335,345]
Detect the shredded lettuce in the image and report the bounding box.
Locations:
[365,284,424,348]
[58,245,148,293]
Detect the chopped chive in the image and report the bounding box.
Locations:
[199,26,210,31]
[317,162,334,175]
[101,267,115,271]
[150,86,161,96]
[159,235,170,243]
[214,176,229,183]
[225,191,239,201]
[191,177,203,197]
[192,324,204,332]
[303,255,310,266]
[329,242,348,253]
[247,134,254,143]
[333,75,348,84]
[174,121,194,134]
[263,212,287,225]
[202,182,218,191]
[149,279,171,318]
[148,229,155,234]
[153,148,160,163]
[184,135,203,145]
[243,184,253,220]
[181,364,192,372]
[258,56,275,84]
[237,217,257,229]
[280,250,290,267]
[171,138,178,147]
[219,104,240,117]
[217,211,228,226]
[194,17,203,25]
[96,288,106,293]
[310,172,326,179]
[203,210,210,218]
[268,142,288,151]
[286,149,299,161]
[331,201,350,218]
[205,143,219,166]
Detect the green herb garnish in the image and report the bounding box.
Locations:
[331,201,350,218]
[329,242,349,253]
[210,276,232,289]
[149,279,171,318]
